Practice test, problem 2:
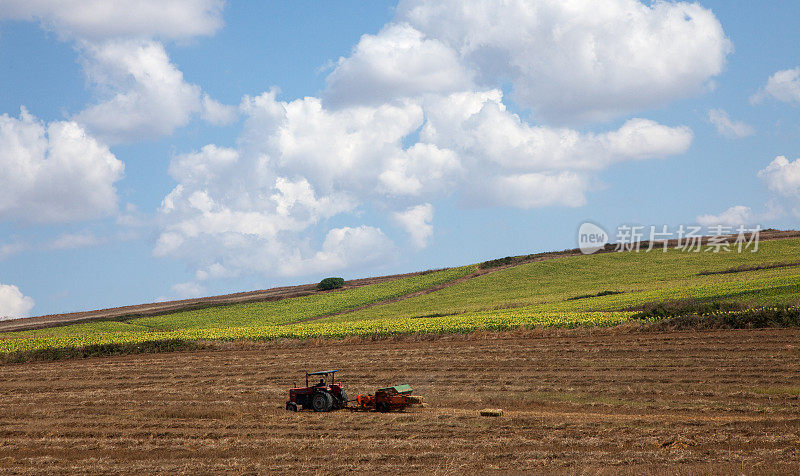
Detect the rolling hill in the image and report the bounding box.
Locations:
[2,230,799,361]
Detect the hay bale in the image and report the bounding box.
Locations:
[479,408,503,417]
[406,395,424,404]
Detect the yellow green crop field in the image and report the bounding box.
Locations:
[5,265,475,338]
[332,238,800,321]
[0,309,633,355]
[2,237,799,360]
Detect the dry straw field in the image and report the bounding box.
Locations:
[1,328,799,474]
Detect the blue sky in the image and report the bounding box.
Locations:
[1,0,799,318]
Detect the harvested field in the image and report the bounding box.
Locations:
[2,328,799,474]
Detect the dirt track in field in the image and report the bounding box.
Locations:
[2,328,799,474]
[287,250,585,325]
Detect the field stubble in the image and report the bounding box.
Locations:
[1,328,799,474]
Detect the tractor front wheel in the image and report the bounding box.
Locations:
[285,402,298,412]
[312,392,333,412]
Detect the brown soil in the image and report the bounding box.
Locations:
[1,328,799,474]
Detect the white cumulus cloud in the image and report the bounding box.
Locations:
[240,91,425,195]
[279,226,396,277]
[422,91,693,172]
[324,22,474,108]
[0,108,124,223]
[391,0,731,124]
[2,3,233,143]
[74,40,214,143]
[170,281,206,299]
[154,127,375,280]
[758,156,800,197]
[155,88,693,285]
[379,143,461,196]
[697,205,756,227]
[0,0,224,41]
[752,67,800,106]
[707,109,755,138]
[393,204,434,248]
[201,95,238,126]
[0,284,35,320]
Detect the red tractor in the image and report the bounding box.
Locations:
[285,370,348,412]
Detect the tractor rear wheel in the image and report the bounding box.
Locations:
[337,389,348,408]
[312,392,333,412]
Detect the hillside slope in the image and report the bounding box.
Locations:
[330,235,800,322]
[2,230,799,360]
[0,268,466,333]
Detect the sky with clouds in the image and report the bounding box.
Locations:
[1,0,799,318]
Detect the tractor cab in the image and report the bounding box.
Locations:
[286,370,348,412]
